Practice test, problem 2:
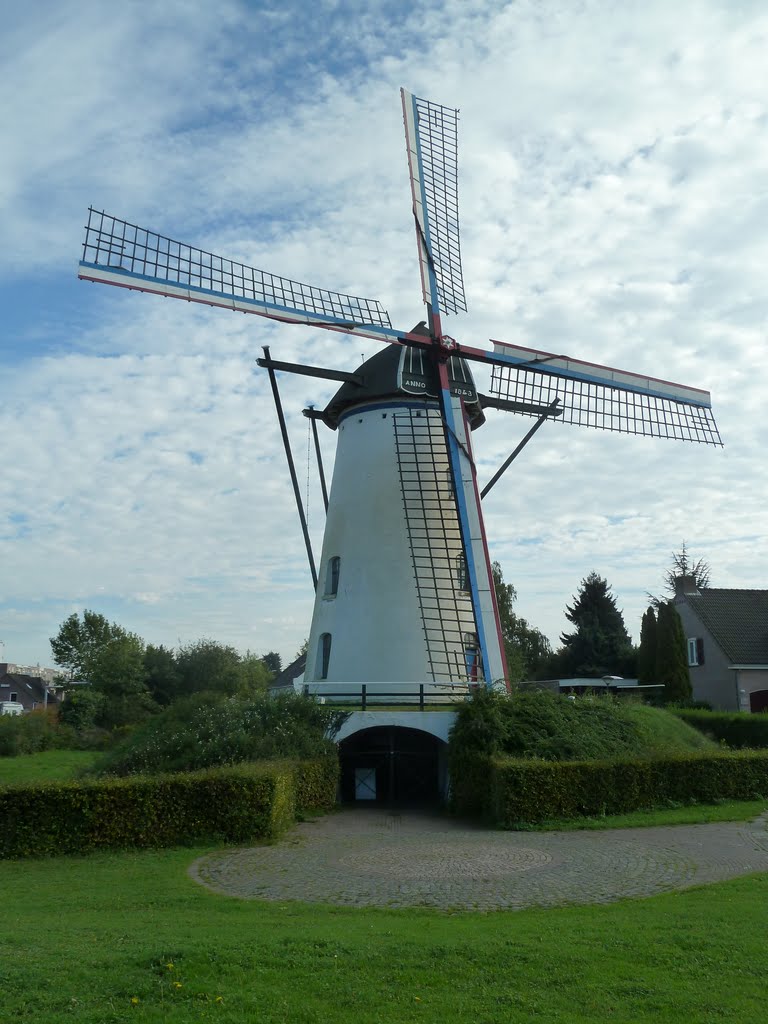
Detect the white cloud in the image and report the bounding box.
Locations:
[2,0,767,667]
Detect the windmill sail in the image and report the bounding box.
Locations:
[401,90,467,316]
[489,341,722,445]
[79,208,394,338]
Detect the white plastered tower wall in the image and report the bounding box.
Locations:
[304,396,479,684]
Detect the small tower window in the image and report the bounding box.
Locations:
[464,632,480,682]
[317,633,332,680]
[325,556,341,597]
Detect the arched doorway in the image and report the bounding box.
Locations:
[749,690,768,713]
[339,726,445,805]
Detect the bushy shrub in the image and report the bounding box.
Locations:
[453,750,768,825]
[671,709,768,749]
[0,710,72,757]
[95,692,348,776]
[449,688,711,765]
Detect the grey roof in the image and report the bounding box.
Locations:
[0,673,60,704]
[269,653,307,692]
[680,589,768,664]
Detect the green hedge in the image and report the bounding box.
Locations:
[452,750,768,826]
[671,709,768,749]
[294,754,339,812]
[0,757,338,859]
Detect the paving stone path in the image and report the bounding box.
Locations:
[190,807,768,911]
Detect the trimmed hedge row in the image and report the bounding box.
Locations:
[293,755,339,812]
[671,709,768,749]
[0,756,338,859]
[452,750,768,826]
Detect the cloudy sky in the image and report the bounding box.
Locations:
[2,0,766,671]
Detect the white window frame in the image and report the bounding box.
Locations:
[687,638,699,667]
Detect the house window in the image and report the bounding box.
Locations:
[687,638,705,667]
[10,692,17,702]
[325,556,341,597]
[317,633,332,680]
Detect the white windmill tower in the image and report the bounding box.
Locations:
[78,89,722,704]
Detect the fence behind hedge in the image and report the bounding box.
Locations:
[452,750,768,826]
[670,709,768,749]
[0,756,338,859]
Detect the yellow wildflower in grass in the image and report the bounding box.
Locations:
[166,962,174,971]
[215,996,224,1003]
[173,982,183,989]
[130,996,140,1005]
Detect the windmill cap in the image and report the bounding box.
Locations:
[324,343,484,429]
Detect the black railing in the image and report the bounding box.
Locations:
[302,683,468,710]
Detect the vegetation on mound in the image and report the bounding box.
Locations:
[449,688,714,761]
[94,692,348,776]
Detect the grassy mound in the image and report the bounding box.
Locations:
[94,692,348,776]
[449,689,715,761]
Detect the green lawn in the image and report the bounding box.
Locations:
[523,799,768,831]
[1,842,766,1023]
[0,749,99,785]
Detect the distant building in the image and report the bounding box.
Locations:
[0,663,59,685]
[673,577,768,712]
[0,670,60,712]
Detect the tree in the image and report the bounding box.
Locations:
[648,542,712,607]
[50,610,157,728]
[176,640,242,697]
[175,640,271,698]
[637,606,658,684]
[655,602,691,702]
[492,562,552,683]
[663,542,711,596]
[261,651,282,676]
[238,652,273,694]
[50,610,120,681]
[144,644,182,707]
[556,572,635,678]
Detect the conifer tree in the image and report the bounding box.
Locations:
[655,602,691,702]
[557,572,635,677]
[637,606,658,684]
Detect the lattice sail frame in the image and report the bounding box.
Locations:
[488,341,722,445]
[80,208,392,331]
[401,90,467,315]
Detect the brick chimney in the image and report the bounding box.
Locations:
[674,575,700,597]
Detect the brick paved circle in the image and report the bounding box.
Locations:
[190,807,768,911]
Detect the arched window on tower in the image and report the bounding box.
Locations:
[317,633,332,680]
[325,556,341,597]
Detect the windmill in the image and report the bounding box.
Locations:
[78,89,722,697]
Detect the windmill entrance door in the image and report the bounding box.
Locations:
[339,726,444,806]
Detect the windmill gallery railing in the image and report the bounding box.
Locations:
[301,681,474,709]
